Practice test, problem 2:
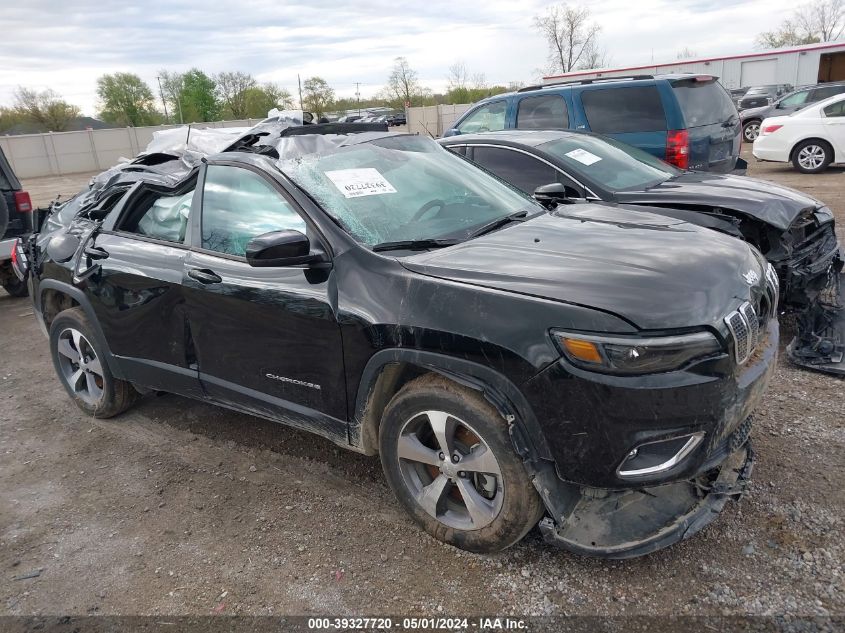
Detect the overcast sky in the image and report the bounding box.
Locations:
[1,0,799,116]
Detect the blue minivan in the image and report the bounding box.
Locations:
[443,74,742,173]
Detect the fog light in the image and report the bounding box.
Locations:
[618,433,704,478]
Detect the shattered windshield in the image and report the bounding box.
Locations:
[279,135,539,247]
[538,134,679,192]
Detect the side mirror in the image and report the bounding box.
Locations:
[245,230,327,268]
[443,128,461,137]
[533,182,576,207]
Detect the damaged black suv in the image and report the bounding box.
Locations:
[19,126,778,558]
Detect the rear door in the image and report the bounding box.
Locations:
[182,161,348,433]
[514,94,571,130]
[573,83,668,159]
[670,77,740,173]
[90,177,202,397]
[466,145,587,198]
[809,85,845,105]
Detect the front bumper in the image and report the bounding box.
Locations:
[522,318,777,489]
[538,442,754,559]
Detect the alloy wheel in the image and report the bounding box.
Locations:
[396,410,504,530]
[744,122,760,142]
[56,328,104,406]
[797,145,826,170]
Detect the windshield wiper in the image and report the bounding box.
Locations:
[465,209,530,240]
[372,238,460,252]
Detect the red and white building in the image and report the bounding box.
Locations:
[543,42,845,89]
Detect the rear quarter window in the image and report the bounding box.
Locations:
[581,86,666,133]
[672,79,737,127]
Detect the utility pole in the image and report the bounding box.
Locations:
[355,82,361,116]
[156,76,169,122]
[298,74,303,111]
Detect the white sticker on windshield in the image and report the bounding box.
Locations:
[565,148,602,166]
[325,168,397,198]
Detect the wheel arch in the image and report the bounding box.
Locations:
[37,279,125,380]
[350,349,552,463]
[789,137,835,163]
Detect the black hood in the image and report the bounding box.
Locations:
[615,172,822,230]
[739,103,775,121]
[402,206,765,331]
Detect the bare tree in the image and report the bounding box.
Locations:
[796,0,845,41]
[215,71,257,119]
[447,61,470,92]
[757,0,844,47]
[579,41,611,70]
[14,87,80,131]
[534,4,601,74]
[385,57,427,107]
[676,47,698,59]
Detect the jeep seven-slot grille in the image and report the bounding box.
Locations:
[725,264,779,365]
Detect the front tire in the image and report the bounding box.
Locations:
[49,307,138,418]
[792,140,833,173]
[379,374,545,553]
[742,120,761,143]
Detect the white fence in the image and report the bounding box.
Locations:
[406,104,471,138]
[0,119,261,180]
[1,106,475,180]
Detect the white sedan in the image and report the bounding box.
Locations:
[753,92,845,173]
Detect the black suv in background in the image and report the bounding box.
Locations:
[741,83,845,141]
[20,125,776,558]
[737,84,793,110]
[0,147,34,297]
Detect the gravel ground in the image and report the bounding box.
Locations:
[0,148,843,618]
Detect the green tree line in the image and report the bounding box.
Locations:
[2,58,521,134]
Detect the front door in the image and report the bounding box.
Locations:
[182,162,347,438]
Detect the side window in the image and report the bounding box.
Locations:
[201,165,306,257]
[119,186,195,244]
[471,147,558,194]
[823,100,845,117]
[811,86,845,102]
[779,90,810,107]
[581,86,667,133]
[456,101,507,134]
[516,95,569,129]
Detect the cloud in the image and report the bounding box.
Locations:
[0,0,798,116]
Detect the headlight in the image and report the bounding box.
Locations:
[813,207,834,225]
[551,330,722,375]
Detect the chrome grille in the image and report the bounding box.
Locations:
[725,308,752,364]
[765,263,779,312]
[726,265,779,366]
[740,302,760,352]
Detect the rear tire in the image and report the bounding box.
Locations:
[1,274,28,297]
[379,374,545,553]
[49,307,138,418]
[792,140,833,173]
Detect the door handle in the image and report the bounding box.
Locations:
[188,268,222,285]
